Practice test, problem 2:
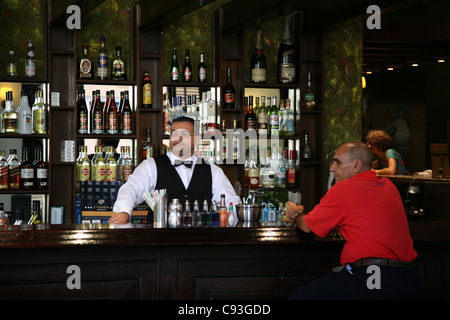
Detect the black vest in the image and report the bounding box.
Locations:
[154,154,212,207]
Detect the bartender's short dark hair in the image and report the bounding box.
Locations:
[172,116,198,135]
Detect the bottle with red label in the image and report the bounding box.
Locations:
[223,67,235,109]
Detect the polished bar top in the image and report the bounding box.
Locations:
[1,221,449,249]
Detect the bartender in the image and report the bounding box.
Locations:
[109,116,240,224]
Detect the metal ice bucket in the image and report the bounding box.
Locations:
[236,204,261,221]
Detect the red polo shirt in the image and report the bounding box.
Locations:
[304,170,417,265]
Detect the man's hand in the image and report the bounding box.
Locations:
[108,212,130,224]
[285,201,311,233]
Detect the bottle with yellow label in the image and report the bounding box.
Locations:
[77,146,90,182]
[142,70,152,108]
[28,200,43,225]
[105,146,117,181]
[32,90,47,134]
[94,147,106,181]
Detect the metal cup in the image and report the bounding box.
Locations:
[153,194,167,228]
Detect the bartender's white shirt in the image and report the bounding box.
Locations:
[113,152,241,220]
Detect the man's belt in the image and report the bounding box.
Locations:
[350,258,416,268]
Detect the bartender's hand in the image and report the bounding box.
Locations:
[108,212,130,224]
[285,201,304,219]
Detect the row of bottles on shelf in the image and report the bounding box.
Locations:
[0,89,47,134]
[169,49,207,83]
[78,36,127,81]
[6,41,37,77]
[77,88,133,135]
[0,200,43,227]
[76,145,134,183]
[0,146,48,191]
[168,195,233,228]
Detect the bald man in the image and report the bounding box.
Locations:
[286,142,421,300]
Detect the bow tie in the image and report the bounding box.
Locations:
[174,161,192,168]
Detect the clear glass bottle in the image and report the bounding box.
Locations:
[248,148,260,189]
[28,200,43,225]
[117,146,125,181]
[2,91,18,133]
[201,199,210,227]
[32,89,47,134]
[285,99,295,136]
[17,89,32,134]
[142,128,156,160]
[278,16,296,83]
[25,40,36,77]
[266,199,277,224]
[274,147,286,188]
[105,146,117,181]
[111,46,126,80]
[183,49,192,82]
[122,146,133,182]
[7,149,20,190]
[170,48,179,82]
[257,96,268,136]
[78,45,93,79]
[276,202,285,225]
[198,51,207,83]
[77,146,91,182]
[97,35,108,80]
[183,200,192,227]
[7,50,17,77]
[210,200,219,227]
[192,200,201,227]
[163,92,172,135]
[251,30,266,83]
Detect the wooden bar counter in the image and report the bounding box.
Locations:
[0,221,449,300]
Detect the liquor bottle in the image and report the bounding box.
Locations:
[90,146,99,181]
[28,200,43,225]
[223,67,235,109]
[122,146,133,182]
[210,200,219,227]
[0,99,3,133]
[265,199,277,224]
[219,194,228,227]
[111,46,126,80]
[121,90,133,134]
[78,89,89,134]
[257,97,268,136]
[232,120,241,162]
[276,203,285,225]
[141,70,152,108]
[142,128,156,160]
[77,146,90,182]
[163,93,172,135]
[287,141,296,188]
[183,200,192,227]
[97,36,108,80]
[7,50,17,77]
[245,97,257,131]
[7,149,20,190]
[273,147,286,188]
[285,99,295,136]
[0,203,8,226]
[117,146,125,181]
[278,15,296,83]
[268,96,279,137]
[206,91,216,133]
[243,150,249,187]
[117,91,124,131]
[250,30,267,83]
[105,146,117,181]
[92,90,104,134]
[253,96,260,123]
[301,130,314,162]
[198,51,207,83]
[303,72,316,110]
[192,200,201,227]
[248,148,260,189]
[32,90,46,134]
[103,91,111,132]
[78,45,93,79]
[221,120,227,162]
[260,148,275,188]
[35,146,48,190]
[17,90,32,134]
[2,91,18,133]
[20,146,34,190]
[278,100,286,136]
[94,147,106,181]
[25,40,36,77]
[107,90,119,134]
[0,151,8,190]
[201,199,210,227]
[183,49,192,82]
[170,48,180,82]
